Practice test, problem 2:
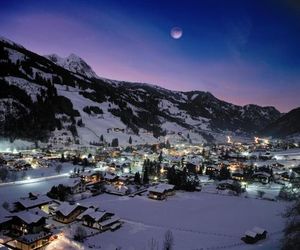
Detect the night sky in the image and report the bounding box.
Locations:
[1,0,300,112]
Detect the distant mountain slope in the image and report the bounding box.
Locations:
[261,107,300,137]
[0,36,282,146]
[45,53,98,79]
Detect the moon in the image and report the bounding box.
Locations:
[170,27,183,39]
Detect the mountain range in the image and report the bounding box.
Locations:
[0,36,298,146]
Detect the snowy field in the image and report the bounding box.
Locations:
[69,192,287,250]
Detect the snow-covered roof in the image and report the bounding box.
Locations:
[16,195,52,209]
[83,211,111,222]
[98,215,120,227]
[63,178,83,187]
[18,231,52,243]
[104,173,118,180]
[148,183,175,194]
[252,227,266,234]
[56,203,86,217]
[76,208,96,220]
[28,207,49,218]
[253,172,271,177]
[218,180,236,185]
[14,211,44,224]
[245,230,257,238]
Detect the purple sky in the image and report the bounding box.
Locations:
[1,0,300,112]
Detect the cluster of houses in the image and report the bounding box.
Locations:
[0,192,122,250]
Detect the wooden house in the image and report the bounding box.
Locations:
[241,230,259,244]
[14,194,52,213]
[81,211,121,231]
[54,204,87,224]
[148,184,175,200]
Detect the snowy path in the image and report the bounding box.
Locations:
[0,173,69,187]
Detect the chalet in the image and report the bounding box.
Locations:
[241,227,267,244]
[216,180,242,193]
[252,227,267,240]
[148,184,175,200]
[99,216,121,231]
[82,172,102,184]
[65,179,86,194]
[252,172,271,184]
[13,231,52,250]
[241,230,259,244]
[54,203,87,224]
[14,194,52,213]
[186,162,198,174]
[81,211,121,231]
[10,212,44,235]
[103,173,119,183]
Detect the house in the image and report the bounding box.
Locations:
[103,173,119,183]
[99,216,122,231]
[252,227,267,240]
[252,172,271,184]
[14,194,53,213]
[54,203,87,224]
[148,184,175,200]
[12,231,53,250]
[10,211,46,236]
[241,230,259,244]
[65,179,86,194]
[82,172,102,184]
[81,211,121,231]
[241,227,267,244]
[216,180,242,193]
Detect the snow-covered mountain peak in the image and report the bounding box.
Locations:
[0,36,24,49]
[44,53,98,79]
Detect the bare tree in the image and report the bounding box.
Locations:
[163,230,174,250]
[55,164,63,174]
[257,190,265,199]
[10,171,18,181]
[73,226,87,242]
[2,201,9,211]
[0,168,9,182]
[21,171,27,180]
[148,238,159,250]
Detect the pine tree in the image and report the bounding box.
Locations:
[158,151,163,163]
[143,167,149,184]
[111,138,119,147]
[134,172,141,184]
[219,166,231,180]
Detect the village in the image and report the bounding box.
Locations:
[0,136,299,250]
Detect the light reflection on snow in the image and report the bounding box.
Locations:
[46,235,84,250]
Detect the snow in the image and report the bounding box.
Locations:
[4,48,26,63]
[191,93,198,100]
[3,76,47,102]
[14,211,43,224]
[0,98,29,122]
[0,36,24,49]
[77,192,287,250]
[0,139,35,152]
[54,85,166,146]
[45,54,98,79]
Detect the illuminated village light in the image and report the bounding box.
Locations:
[227,136,232,144]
